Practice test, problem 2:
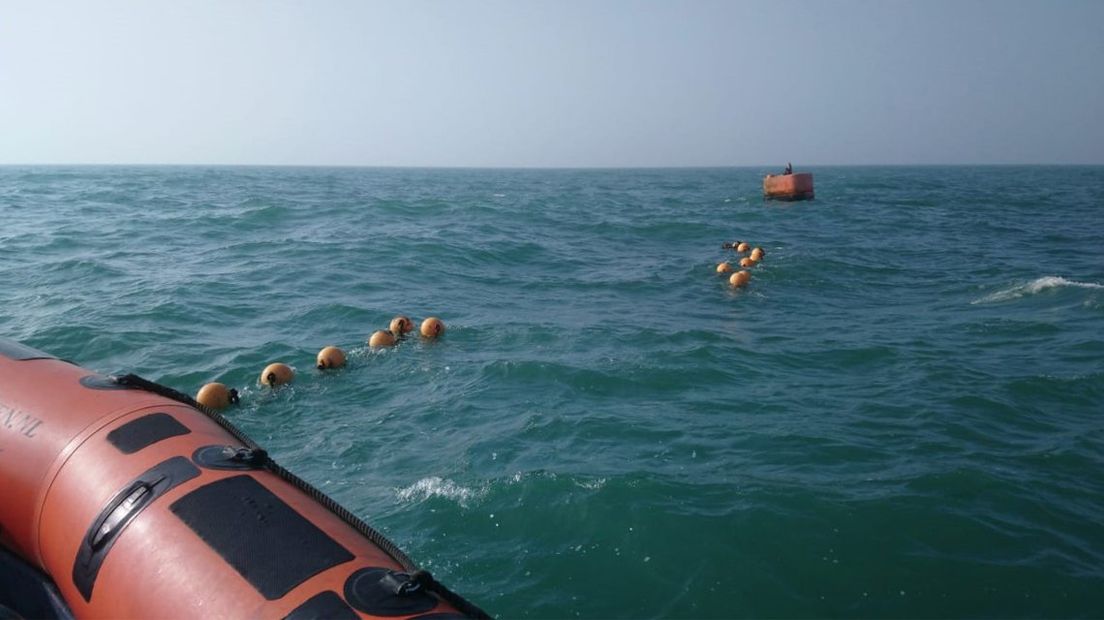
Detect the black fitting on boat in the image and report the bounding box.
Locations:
[192,445,269,470]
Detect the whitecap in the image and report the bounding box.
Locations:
[395,476,484,506]
[574,477,607,490]
[971,276,1104,304]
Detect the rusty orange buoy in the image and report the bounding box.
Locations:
[260,362,294,386]
[390,315,414,335]
[763,170,814,201]
[420,317,445,339]
[368,330,397,347]
[729,270,751,287]
[316,345,346,369]
[195,383,239,410]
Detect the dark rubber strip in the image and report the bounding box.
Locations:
[283,591,358,620]
[170,475,354,600]
[106,413,190,454]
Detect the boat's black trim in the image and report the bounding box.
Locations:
[0,338,55,362]
[79,374,129,390]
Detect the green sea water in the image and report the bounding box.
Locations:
[1,165,1102,618]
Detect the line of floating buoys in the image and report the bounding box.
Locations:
[194,314,447,410]
[717,240,768,289]
[721,240,751,253]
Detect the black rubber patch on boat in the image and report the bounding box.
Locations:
[0,339,54,361]
[73,456,200,601]
[283,591,358,620]
[344,568,438,617]
[169,475,354,600]
[107,413,191,454]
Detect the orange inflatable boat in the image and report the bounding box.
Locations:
[763,172,814,201]
[0,338,488,619]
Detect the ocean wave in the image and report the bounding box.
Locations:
[395,476,485,506]
[971,276,1104,304]
[394,471,610,507]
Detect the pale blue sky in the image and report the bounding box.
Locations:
[2,0,1101,167]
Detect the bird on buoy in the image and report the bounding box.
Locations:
[369,330,397,347]
[750,247,764,261]
[716,262,733,274]
[722,240,744,250]
[196,382,239,410]
[420,317,445,339]
[736,241,750,253]
[260,363,294,386]
[729,270,751,287]
[316,345,346,369]
[739,257,756,268]
[390,315,414,336]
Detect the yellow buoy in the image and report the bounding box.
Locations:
[736,241,750,253]
[260,363,294,386]
[390,315,414,335]
[750,247,764,261]
[369,330,397,347]
[316,345,346,369]
[716,262,733,274]
[739,257,755,268]
[420,317,445,339]
[196,382,238,410]
[729,270,751,287]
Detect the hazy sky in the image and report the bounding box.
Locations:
[2,0,1101,167]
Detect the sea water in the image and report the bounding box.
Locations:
[1,165,1102,618]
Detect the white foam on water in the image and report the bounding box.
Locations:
[574,477,607,490]
[396,476,484,506]
[971,276,1104,304]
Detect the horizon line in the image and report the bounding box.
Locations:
[1,162,1102,170]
